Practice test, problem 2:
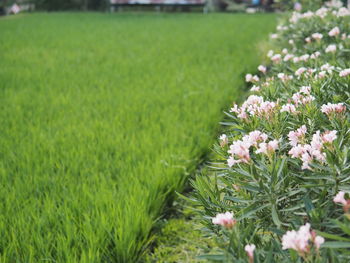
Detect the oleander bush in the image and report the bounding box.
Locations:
[188,1,350,262]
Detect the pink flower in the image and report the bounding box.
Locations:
[301,151,313,170]
[310,51,321,59]
[231,96,277,120]
[257,139,279,155]
[329,26,340,37]
[314,236,325,250]
[281,103,298,114]
[278,73,293,82]
[268,139,279,151]
[339,68,350,77]
[245,74,259,83]
[243,130,268,147]
[294,2,302,11]
[258,65,267,74]
[321,103,346,117]
[282,223,324,254]
[256,143,268,154]
[295,67,307,77]
[293,57,300,63]
[271,54,282,63]
[300,86,311,95]
[310,131,323,151]
[284,54,294,62]
[250,85,260,92]
[333,191,347,205]
[321,63,334,73]
[212,212,235,228]
[227,156,242,167]
[258,101,277,116]
[305,37,311,43]
[245,244,256,261]
[288,125,307,146]
[301,95,315,104]
[288,144,305,158]
[312,32,323,40]
[227,140,251,166]
[317,71,327,79]
[322,130,337,144]
[336,7,350,16]
[299,54,310,62]
[316,7,328,18]
[282,223,311,252]
[325,44,337,53]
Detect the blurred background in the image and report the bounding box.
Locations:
[1,0,349,14]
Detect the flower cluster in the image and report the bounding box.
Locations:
[230,95,277,120]
[321,102,346,117]
[279,86,314,114]
[288,128,337,170]
[227,131,279,166]
[282,223,325,256]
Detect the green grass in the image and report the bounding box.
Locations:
[0,12,275,262]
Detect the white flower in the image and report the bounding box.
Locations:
[267,50,274,57]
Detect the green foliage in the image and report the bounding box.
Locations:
[189,4,350,263]
[0,13,276,262]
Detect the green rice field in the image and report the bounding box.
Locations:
[0,13,275,262]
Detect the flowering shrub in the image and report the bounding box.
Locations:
[188,1,350,262]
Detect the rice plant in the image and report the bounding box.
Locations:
[0,12,276,262]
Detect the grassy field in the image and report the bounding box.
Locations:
[0,12,275,262]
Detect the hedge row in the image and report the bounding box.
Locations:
[187,1,350,262]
